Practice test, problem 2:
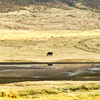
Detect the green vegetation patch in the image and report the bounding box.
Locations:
[1,82,100,99]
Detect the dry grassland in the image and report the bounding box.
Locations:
[0,29,100,62]
[0,3,100,100]
[0,2,99,62]
[0,81,100,100]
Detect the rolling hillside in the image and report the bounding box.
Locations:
[0,0,100,30]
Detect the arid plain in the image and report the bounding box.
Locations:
[0,2,100,100]
[0,29,100,62]
[0,2,100,62]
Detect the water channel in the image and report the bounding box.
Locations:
[0,64,100,78]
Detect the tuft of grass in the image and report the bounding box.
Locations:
[42,89,58,94]
[19,90,38,97]
[1,92,6,97]
[68,84,100,92]
[82,85,89,90]
[0,91,17,98]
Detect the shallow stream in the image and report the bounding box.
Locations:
[0,64,100,78]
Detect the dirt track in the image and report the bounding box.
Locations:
[75,37,100,53]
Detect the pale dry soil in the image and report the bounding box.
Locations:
[0,29,100,62]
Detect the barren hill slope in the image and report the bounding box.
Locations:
[0,1,100,30]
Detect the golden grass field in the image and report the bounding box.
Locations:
[0,81,100,100]
[0,2,99,62]
[0,29,100,62]
[0,2,100,100]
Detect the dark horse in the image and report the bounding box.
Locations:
[47,52,53,56]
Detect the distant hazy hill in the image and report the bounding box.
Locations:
[0,0,100,13]
[0,0,100,7]
[0,0,35,5]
